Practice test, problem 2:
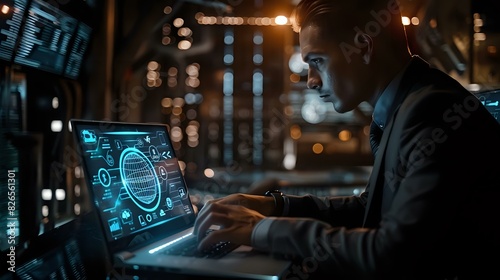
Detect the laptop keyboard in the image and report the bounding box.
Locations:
[161,235,239,259]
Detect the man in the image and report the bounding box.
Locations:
[194,0,500,279]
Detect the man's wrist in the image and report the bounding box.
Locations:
[264,190,284,216]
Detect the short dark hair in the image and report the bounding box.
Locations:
[291,0,338,33]
[291,0,401,33]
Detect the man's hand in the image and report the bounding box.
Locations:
[193,193,274,251]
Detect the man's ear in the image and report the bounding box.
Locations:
[361,34,373,64]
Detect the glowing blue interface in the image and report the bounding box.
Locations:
[476,91,500,123]
[74,123,193,241]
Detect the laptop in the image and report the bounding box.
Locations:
[475,89,500,123]
[70,119,291,279]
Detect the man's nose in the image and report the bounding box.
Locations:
[307,68,322,90]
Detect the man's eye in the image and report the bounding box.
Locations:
[311,58,322,66]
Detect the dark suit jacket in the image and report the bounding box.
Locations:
[267,56,500,279]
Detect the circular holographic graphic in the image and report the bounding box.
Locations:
[119,148,161,211]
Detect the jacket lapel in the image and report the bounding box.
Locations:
[362,56,430,227]
[362,118,394,227]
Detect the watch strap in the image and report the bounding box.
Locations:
[264,190,284,216]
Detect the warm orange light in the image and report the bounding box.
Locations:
[290,125,302,140]
[161,98,172,108]
[178,40,192,50]
[338,130,352,142]
[204,168,215,178]
[173,18,184,28]
[429,19,437,29]
[1,5,10,14]
[275,16,288,25]
[147,61,159,71]
[197,15,291,26]
[312,143,324,154]
[290,73,301,83]
[401,16,410,26]
[487,46,497,55]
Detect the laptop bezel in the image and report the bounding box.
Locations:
[70,119,197,255]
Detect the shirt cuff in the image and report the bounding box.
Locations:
[251,217,277,251]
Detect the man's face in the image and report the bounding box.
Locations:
[299,24,367,113]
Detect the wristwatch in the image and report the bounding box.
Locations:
[264,190,284,216]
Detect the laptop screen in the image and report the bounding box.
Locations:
[475,89,500,123]
[71,120,195,246]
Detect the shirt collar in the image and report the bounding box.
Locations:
[372,59,412,130]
